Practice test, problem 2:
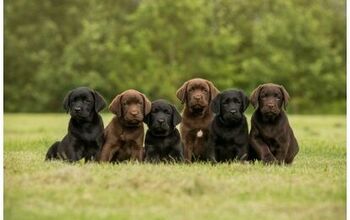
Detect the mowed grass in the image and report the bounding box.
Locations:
[4,114,346,220]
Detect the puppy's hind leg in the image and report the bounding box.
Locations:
[45,141,60,161]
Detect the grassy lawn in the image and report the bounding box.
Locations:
[4,114,346,220]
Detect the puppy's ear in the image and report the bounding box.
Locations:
[176,81,188,104]
[211,93,221,114]
[140,92,152,116]
[206,80,220,101]
[92,90,107,112]
[171,104,182,126]
[250,85,263,109]
[63,90,73,113]
[109,93,123,117]
[279,85,290,110]
[239,90,250,112]
[143,112,151,126]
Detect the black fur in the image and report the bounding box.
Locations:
[45,87,106,162]
[144,99,184,163]
[208,89,249,162]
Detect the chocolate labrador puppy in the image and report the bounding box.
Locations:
[176,78,219,162]
[45,87,106,162]
[249,83,299,164]
[208,89,249,162]
[144,100,183,163]
[99,89,151,162]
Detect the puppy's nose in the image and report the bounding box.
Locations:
[267,103,274,108]
[157,119,165,124]
[230,109,237,114]
[194,95,201,100]
[130,110,139,116]
[74,107,81,112]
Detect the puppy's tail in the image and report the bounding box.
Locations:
[45,141,60,161]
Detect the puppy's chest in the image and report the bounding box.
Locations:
[183,116,211,130]
[118,130,142,142]
[257,125,287,152]
[259,125,281,140]
[73,126,102,142]
[215,129,245,145]
[188,128,209,140]
[213,119,246,139]
[146,134,180,150]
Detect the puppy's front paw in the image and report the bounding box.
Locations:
[209,157,217,164]
[262,154,277,164]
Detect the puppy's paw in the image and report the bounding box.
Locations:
[239,153,248,161]
[262,154,277,164]
[209,157,217,165]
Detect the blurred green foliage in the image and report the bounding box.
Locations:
[5,0,345,113]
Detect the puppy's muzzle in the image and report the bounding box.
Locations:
[262,106,279,116]
[193,94,202,101]
[74,106,82,113]
[230,109,237,114]
[130,110,139,117]
[267,103,275,109]
[155,118,168,129]
[157,118,165,124]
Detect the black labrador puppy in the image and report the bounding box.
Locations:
[144,99,184,163]
[208,89,249,162]
[45,87,106,162]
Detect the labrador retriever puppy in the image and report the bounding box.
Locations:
[99,89,151,162]
[176,78,219,162]
[249,83,299,164]
[45,87,106,162]
[208,89,249,162]
[144,99,183,163]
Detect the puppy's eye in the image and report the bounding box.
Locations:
[260,94,267,99]
[233,99,240,103]
[164,110,170,114]
[273,94,281,101]
[203,88,208,93]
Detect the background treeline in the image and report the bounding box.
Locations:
[5,0,345,113]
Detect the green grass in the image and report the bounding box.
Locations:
[4,114,346,220]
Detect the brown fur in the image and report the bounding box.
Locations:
[99,89,151,162]
[176,78,219,162]
[249,83,299,164]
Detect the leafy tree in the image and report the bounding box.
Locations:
[4,0,345,113]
